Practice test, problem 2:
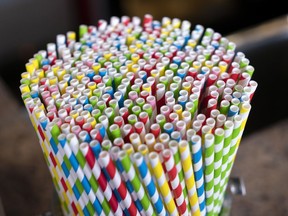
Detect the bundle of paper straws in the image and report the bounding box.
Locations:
[20,14,257,216]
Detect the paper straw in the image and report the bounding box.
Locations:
[79,142,123,215]
[66,134,104,216]
[98,151,140,216]
[119,150,156,216]
[132,152,167,216]
[168,140,190,212]
[149,152,178,216]
[58,133,96,215]
[179,140,201,216]
[162,149,188,215]
[212,128,225,214]
[191,135,206,215]
[110,146,144,215]
[69,139,112,216]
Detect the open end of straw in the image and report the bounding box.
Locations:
[133,152,142,161]
[139,111,148,119]
[171,131,180,139]
[138,144,147,152]
[132,106,141,112]
[102,140,111,147]
[154,143,164,152]
[186,129,196,137]
[182,111,191,118]
[66,133,75,141]
[99,151,108,159]
[160,133,169,141]
[151,124,159,130]
[79,130,87,138]
[134,122,143,129]
[196,113,206,122]
[71,125,81,133]
[192,135,201,143]
[162,149,171,158]
[168,140,178,148]
[149,152,158,160]
[206,117,215,126]
[164,123,173,130]
[205,133,214,141]
[58,133,66,140]
[221,100,230,107]
[176,120,185,128]
[110,124,118,131]
[98,115,107,122]
[193,120,202,128]
[123,124,132,131]
[217,114,226,122]
[130,133,138,140]
[215,128,225,136]
[230,105,239,112]
[242,102,251,110]
[110,146,120,155]
[179,140,188,148]
[89,140,98,147]
[123,143,133,151]
[80,142,88,149]
[225,120,234,128]
[145,133,154,140]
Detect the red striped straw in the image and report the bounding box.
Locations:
[79,142,123,215]
[162,149,188,215]
[98,151,140,216]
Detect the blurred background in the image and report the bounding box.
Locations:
[0,0,287,215]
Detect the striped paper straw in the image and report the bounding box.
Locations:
[98,151,140,216]
[132,152,167,216]
[191,135,206,215]
[162,149,188,215]
[110,146,144,215]
[79,142,123,215]
[179,140,201,216]
[118,150,156,216]
[149,152,178,216]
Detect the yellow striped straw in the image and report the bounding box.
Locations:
[179,140,201,216]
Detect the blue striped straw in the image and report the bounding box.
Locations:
[65,133,104,216]
[110,146,145,215]
[132,152,167,216]
[191,135,206,215]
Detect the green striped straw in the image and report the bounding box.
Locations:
[213,128,224,214]
[108,99,119,115]
[142,104,153,121]
[118,150,156,216]
[104,107,115,125]
[204,133,215,216]
[131,106,142,117]
[124,99,134,113]
[219,120,234,192]
[69,140,112,215]
[109,124,122,141]
[96,100,106,113]
[216,115,243,213]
